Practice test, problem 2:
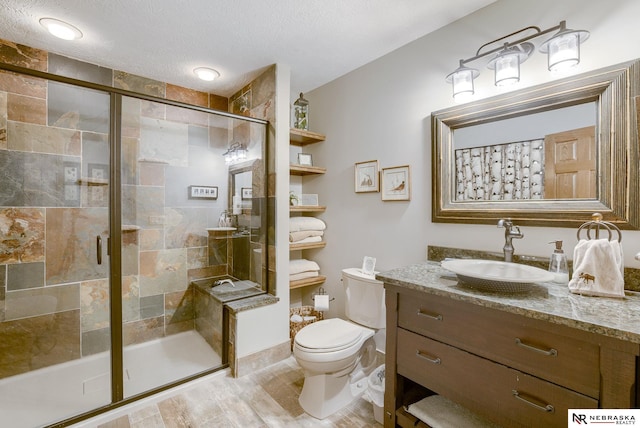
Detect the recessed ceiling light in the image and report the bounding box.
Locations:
[39,18,83,41]
[194,67,220,81]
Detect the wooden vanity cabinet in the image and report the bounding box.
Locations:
[384,285,640,428]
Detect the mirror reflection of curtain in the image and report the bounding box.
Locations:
[455,139,544,201]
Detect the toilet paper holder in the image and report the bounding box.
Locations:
[312,287,335,302]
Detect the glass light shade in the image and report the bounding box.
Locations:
[493,53,520,86]
[539,23,589,72]
[224,150,233,164]
[487,44,532,87]
[446,63,479,101]
[546,33,580,71]
[39,18,82,40]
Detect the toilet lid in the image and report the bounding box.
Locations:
[295,318,364,352]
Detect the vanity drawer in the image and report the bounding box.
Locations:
[397,328,597,428]
[397,292,600,398]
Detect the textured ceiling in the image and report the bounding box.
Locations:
[0,0,495,97]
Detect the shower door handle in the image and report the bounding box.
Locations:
[97,235,103,265]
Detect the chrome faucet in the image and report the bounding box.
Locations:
[212,279,235,288]
[497,218,524,262]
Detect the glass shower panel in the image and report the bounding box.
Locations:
[121,96,237,397]
[0,75,112,427]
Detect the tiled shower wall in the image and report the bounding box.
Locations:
[0,39,275,379]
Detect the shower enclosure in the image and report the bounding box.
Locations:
[0,62,267,427]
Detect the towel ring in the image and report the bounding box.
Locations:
[576,213,622,242]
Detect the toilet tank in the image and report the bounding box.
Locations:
[342,268,385,329]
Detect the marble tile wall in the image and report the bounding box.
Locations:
[0,38,278,381]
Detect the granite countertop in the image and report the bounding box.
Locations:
[377,261,640,344]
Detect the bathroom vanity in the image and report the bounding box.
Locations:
[378,262,640,428]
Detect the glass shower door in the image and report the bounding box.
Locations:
[120,96,225,398]
[0,75,112,426]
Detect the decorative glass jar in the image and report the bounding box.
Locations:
[293,92,309,130]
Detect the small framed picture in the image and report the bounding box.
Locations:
[188,185,218,200]
[297,153,313,166]
[362,256,376,276]
[301,194,319,206]
[241,187,252,200]
[355,160,379,193]
[381,165,410,201]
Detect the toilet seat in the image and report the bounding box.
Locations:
[294,318,370,353]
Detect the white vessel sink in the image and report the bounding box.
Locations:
[441,259,554,293]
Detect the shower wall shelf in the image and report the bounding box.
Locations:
[78,177,109,186]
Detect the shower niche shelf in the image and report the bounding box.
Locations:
[78,177,108,186]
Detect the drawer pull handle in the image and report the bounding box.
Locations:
[515,338,557,356]
[512,390,555,413]
[416,310,443,321]
[416,350,441,365]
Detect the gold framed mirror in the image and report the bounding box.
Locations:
[432,59,640,229]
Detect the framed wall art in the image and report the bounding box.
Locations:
[188,185,218,200]
[241,187,252,199]
[297,153,313,166]
[354,160,379,193]
[381,165,410,201]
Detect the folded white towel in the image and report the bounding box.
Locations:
[289,216,326,232]
[289,258,320,275]
[568,239,624,298]
[406,395,500,428]
[290,271,319,281]
[290,236,322,245]
[290,230,324,242]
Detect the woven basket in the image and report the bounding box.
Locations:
[290,305,324,349]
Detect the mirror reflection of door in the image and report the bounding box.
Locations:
[544,126,596,199]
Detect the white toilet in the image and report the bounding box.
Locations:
[293,268,386,419]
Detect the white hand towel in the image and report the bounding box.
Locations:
[289,216,326,232]
[290,236,322,245]
[289,230,324,242]
[290,271,319,281]
[289,258,320,275]
[568,239,624,298]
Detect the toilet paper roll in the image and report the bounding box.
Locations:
[314,294,330,311]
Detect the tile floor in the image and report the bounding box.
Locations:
[93,356,380,427]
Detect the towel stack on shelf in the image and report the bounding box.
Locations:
[290,259,320,282]
[289,217,326,244]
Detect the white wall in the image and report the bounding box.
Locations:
[301,0,640,319]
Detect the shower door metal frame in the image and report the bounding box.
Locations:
[0,61,270,427]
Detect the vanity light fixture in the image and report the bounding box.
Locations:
[446,20,589,101]
[223,142,248,165]
[39,18,83,40]
[193,67,220,81]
